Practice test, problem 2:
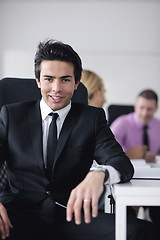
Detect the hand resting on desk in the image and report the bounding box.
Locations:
[126,145,147,159]
[144,151,156,163]
[126,145,157,163]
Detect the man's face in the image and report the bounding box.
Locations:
[134,96,157,125]
[36,60,79,111]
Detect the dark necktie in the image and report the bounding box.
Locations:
[47,113,59,180]
[143,125,149,150]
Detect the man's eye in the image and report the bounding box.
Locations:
[45,78,52,82]
[63,79,70,82]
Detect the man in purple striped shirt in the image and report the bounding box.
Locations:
[110,89,160,163]
[111,89,160,237]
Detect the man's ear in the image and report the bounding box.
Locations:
[35,78,41,88]
[155,104,158,113]
[74,81,80,90]
[134,102,137,112]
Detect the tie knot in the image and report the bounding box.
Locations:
[143,125,148,130]
[49,112,59,120]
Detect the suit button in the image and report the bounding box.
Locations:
[45,184,51,195]
[46,190,51,195]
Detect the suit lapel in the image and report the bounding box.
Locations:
[28,101,44,166]
[53,103,80,169]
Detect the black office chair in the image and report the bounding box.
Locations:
[107,104,135,214]
[0,77,88,191]
[107,104,134,126]
[0,77,88,108]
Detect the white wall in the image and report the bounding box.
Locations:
[1,0,160,118]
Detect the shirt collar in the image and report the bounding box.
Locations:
[133,112,154,129]
[40,98,71,122]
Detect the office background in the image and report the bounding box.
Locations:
[0,0,160,118]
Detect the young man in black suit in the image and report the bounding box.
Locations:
[0,39,154,240]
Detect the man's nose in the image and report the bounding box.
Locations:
[52,80,61,92]
[142,109,148,117]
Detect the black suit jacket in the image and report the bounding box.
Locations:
[0,101,134,223]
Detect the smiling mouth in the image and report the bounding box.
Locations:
[51,96,61,100]
[49,95,64,101]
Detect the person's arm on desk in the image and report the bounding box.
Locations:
[124,146,157,163]
[144,151,156,163]
[66,108,133,225]
[126,145,147,159]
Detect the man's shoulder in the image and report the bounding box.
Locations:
[1,101,39,115]
[110,112,135,132]
[71,102,105,114]
[152,116,160,126]
[70,103,106,122]
[113,112,134,123]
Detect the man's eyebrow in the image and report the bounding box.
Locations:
[61,75,72,79]
[43,75,54,78]
[42,75,72,79]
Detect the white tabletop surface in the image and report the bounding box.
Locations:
[114,179,160,197]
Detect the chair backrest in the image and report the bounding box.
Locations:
[0,77,88,108]
[0,77,88,191]
[107,104,134,126]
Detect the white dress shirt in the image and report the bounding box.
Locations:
[40,98,120,184]
[40,98,71,167]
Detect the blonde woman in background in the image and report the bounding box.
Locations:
[81,70,106,108]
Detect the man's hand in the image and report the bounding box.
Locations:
[0,203,12,239]
[126,145,147,159]
[126,145,156,162]
[66,171,105,225]
[144,151,156,163]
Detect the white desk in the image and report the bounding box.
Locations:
[114,179,160,240]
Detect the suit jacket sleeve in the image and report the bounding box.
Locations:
[93,108,134,183]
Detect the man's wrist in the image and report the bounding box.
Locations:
[90,166,109,182]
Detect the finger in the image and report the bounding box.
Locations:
[73,197,83,225]
[1,214,13,238]
[66,190,77,222]
[91,196,98,218]
[0,216,12,239]
[83,199,91,223]
[0,217,6,240]
[0,204,12,239]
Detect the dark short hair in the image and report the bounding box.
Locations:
[34,39,82,84]
[138,89,158,105]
